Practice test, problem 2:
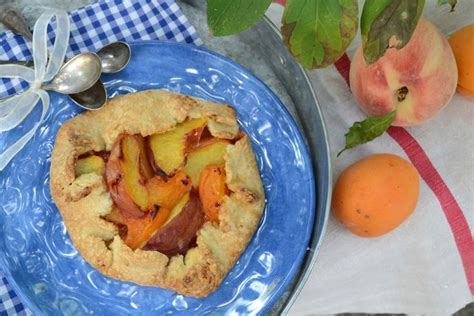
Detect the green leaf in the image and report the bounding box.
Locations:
[337,111,396,157]
[207,0,272,36]
[361,0,425,64]
[437,0,457,11]
[281,0,358,69]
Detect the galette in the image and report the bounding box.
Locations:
[50,89,264,297]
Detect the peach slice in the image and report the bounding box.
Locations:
[75,155,105,177]
[198,164,227,223]
[120,135,151,211]
[104,207,127,226]
[105,134,152,217]
[146,171,192,210]
[149,118,207,175]
[184,139,229,186]
[143,190,205,257]
[163,192,190,226]
[136,135,154,180]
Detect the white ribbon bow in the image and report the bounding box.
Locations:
[0,10,70,171]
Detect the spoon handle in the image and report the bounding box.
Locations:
[0,60,33,67]
[0,6,33,41]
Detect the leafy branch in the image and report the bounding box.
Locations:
[207,0,272,36]
[281,0,358,68]
[207,0,431,67]
[206,0,457,154]
[338,111,396,157]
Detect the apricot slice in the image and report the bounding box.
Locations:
[149,118,207,175]
[124,207,171,250]
[199,164,227,223]
[146,171,192,210]
[105,207,171,250]
[184,139,229,186]
[75,155,105,177]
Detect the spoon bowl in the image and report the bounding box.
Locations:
[98,41,131,73]
[69,79,107,110]
[0,6,33,41]
[42,52,102,94]
[0,7,131,110]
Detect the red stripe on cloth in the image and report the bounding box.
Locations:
[334,53,351,87]
[387,127,474,295]
[334,52,474,295]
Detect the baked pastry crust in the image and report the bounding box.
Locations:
[50,90,264,297]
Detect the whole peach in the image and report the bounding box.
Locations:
[349,18,458,126]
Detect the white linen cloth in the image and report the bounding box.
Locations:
[266,1,474,314]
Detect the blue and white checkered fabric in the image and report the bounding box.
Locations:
[0,0,202,97]
[0,0,201,314]
[0,272,31,316]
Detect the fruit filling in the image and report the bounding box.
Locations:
[75,119,236,257]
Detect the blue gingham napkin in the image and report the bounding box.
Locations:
[0,0,202,314]
[0,0,202,97]
[0,275,29,316]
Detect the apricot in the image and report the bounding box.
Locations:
[199,164,227,223]
[105,207,171,250]
[350,18,458,126]
[449,23,474,98]
[124,207,171,250]
[332,154,419,237]
[146,171,192,210]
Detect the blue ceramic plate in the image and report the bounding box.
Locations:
[0,41,315,315]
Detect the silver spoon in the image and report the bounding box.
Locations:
[0,7,131,73]
[0,52,102,103]
[0,7,128,109]
[97,41,131,73]
[0,41,130,109]
[69,79,106,110]
[42,52,102,94]
[0,42,131,74]
[0,6,33,41]
[68,42,131,110]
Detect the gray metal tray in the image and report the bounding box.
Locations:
[178,1,331,313]
[0,0,331,313]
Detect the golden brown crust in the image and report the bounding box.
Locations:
[50,90,264,297]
